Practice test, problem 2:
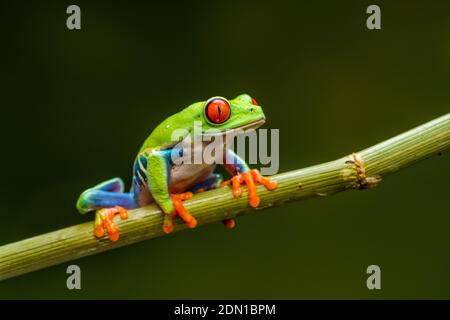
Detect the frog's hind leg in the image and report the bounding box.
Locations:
[188,173,236,229]
[95,177,125,192]
[76,177,137,241]
[76,178,135,213]
[78,177,125,207]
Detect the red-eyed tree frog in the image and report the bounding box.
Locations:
[76,94,277,241]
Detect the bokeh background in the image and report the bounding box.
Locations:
[0,0,449,299]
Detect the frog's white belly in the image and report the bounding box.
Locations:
[168,163,216,193]
[168,138,220,193]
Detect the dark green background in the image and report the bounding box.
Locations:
[0,0,449,299]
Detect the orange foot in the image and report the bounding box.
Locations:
[163,192,197,234]
[94,206,128,242]
[222,169,278,208]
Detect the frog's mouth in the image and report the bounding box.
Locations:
[203,119,266,139]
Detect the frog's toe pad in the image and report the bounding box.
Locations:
[224,169,278,208]
[94,206,128,242]
[250,169,278,191]
[163,192,197,233]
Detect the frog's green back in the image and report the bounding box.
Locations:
[139,102,204,152]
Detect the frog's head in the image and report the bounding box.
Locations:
[144,94,266,149]
[189,94,266,136]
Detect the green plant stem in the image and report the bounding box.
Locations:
[0,114,449,281]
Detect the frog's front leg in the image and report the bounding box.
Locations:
[222,148,278,208]
[147,149,197,234]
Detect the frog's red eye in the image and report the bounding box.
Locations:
[205,98,231,124]
[251,97,258,106]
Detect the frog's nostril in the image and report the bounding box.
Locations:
[250,108,254,112]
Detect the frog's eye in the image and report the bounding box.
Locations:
[205,98,231,124]
[251,96,258,106]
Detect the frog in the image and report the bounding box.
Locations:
[76,94,277,241]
